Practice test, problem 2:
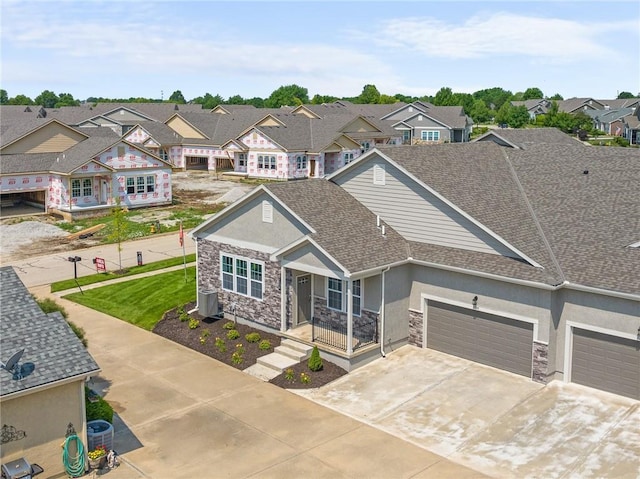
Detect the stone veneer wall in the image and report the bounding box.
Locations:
[532,341,549,384]
[197,238,281,330]
[313,297,379,345]
[408,309,423,347]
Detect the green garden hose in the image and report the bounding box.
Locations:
[62,434,86,477]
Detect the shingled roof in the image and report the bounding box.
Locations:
[0,267,100,398]
[474,127,583,149]
[265,180,409,273]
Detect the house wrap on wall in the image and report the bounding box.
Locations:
[191,128,639,400]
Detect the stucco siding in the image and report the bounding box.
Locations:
[201,192,308,250]
[335,157,518,257]
[0,380,85,475]
[409,265,551,343]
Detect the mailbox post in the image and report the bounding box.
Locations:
[67,256,83,294]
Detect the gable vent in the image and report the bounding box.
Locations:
[262,200,273,223]
[373,164,386,186]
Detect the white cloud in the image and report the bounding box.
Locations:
[359,12,637,62]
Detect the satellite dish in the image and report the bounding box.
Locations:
[2,349,25,378]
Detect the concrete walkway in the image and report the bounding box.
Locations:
[32,286,489,479]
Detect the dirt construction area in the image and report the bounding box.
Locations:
[0,172,255,263]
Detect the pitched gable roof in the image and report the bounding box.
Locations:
[0,266,100,398]
[473,128,582,149]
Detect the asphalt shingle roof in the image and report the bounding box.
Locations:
[265,180,409,274]
[0,266,100,397]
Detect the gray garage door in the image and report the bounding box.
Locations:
[571,328,640,400]
[427,302,533,377]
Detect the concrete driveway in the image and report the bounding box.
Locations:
[32,287,488,479]
[296,347,640,479]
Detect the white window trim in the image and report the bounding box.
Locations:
[126,175,155,194]
[220,252,264,300]
[326,278,361,316]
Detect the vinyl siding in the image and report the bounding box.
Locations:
[2,123,85,154]
[282,243,343,276]
[335,157,517,257]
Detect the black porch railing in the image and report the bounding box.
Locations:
[311,316,377,352]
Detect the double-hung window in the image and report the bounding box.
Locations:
[421,131,440,141]
[257,155,276,170]
[71,179,82,198]
[126,175,155,194]
[220,254,263,300]
[327,278,361,316]
[296,155,307,170]
[71,178,92,197]
[328,278,342,310]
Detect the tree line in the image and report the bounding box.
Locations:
[2,85,637,133]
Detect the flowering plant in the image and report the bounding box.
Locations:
[88,445,107,460]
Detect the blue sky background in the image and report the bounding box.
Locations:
[1,0,639,102]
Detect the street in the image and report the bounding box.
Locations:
[1,232,196,288]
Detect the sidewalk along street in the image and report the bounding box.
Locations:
[2,232,196,288]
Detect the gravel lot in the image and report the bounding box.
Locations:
[0,174,255,260]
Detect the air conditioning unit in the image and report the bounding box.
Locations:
[198,289,219,318]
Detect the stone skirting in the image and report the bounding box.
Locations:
[313,297,379,343]
[532,341,549,384]
[408,309,423,347]
[197,239,281,330]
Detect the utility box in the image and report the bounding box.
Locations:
[198,290,218,318]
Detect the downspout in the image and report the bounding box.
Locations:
[380,266,391,358]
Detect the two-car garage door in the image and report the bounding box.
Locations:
[426,301,533,377]
[570,328,640,400]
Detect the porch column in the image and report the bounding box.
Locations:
[280,266,287,333]
[346,279,353,354]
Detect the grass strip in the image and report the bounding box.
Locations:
[63,267,197,331]
[51,254,196,292]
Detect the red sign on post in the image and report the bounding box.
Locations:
[95,257,106,273]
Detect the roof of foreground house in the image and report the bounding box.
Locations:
[0,266,100,398]
[265,179,409,273]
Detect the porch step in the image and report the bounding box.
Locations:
[256,352,299,373]
[243,363,281,381]
[275,339,314,361]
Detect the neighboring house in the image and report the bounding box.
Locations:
[191,129,639,400]
[510,99,551,120]
[379,101,473,144]
[0,266,100,473]
[0,119,172,219]
[585,107,635,136]
[555,97,606,114]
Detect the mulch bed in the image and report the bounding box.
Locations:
[153,302,347,389]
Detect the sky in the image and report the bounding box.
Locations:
[1,0,639,102]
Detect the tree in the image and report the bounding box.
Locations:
[469,99,491,123]
[394,93,417,103]
[548,93,564,101]
[34,90,59,108]
[508,105,530,128]
[495,102,512,126]
[473,87,512,111]
[522,87,544,100]
[55,93,80,107]
[106,197,129,272]
[379,94,398,104]
[245,97,265,108]
[265,84,309,108]
[311,94,338,104]
[451,93,474,114]
[227,94,245,105]
[8,94,34,105]
[0,89,8,104]
[617,91,635,99]
[192,93,224,110]
[356,84,381,104]
[168,90,186,104]
[433,87,454,106]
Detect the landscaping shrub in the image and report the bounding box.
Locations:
[231,344,245,365]
[223,321,235,330]
[284,368,295,382]
[199,329,210,344]
[85,387,114,423]
[258,339,271,350]
[307,345,323,371]
[226,329,240,340]
[214,337,226,353]
[179,307,190,322]
[300,372,311,385]
[245,332,261,343]
[188,318,200,329]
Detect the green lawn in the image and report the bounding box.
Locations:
[63,267,197,330]
[51,254,196,292]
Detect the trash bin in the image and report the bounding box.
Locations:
[87,420,114,452]
[137,251,143,266]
